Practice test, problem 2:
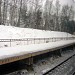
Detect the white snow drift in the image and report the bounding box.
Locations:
[0,25,73,39]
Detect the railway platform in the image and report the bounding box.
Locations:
[0,39,75,65]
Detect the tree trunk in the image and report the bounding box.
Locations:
[17,0,22,27]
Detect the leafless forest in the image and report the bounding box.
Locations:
[0,0,75,33]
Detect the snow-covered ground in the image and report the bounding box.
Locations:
[0,25,75,48]
[0,40,75,60]
[0,25,74,39]
[0,25,75,65]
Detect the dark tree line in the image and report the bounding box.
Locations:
[0,0,75,34]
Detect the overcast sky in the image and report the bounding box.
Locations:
[53,0,74,6]
[41,0,75,7]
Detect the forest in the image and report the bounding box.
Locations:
[0,0,75,34]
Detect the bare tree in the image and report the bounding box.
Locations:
[21,3,27,27]
[2,0,8,25]
[28,3,35,28]
[54,0,60,31]
[69,6,74,20]
[17,0,22,27]
[60,5,71,32]
[44,0,53,30]
[34,0,39,29]
[9,0,17,26]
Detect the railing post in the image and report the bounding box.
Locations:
[44,38,45,43]
[27,39,28,45]
[38,38,40,43]
[54,38,56,42]
[31,38,32,44]
[48,38,49,42]
[10,39,11,47]
[34,38,35,44]
[52,38,53,42]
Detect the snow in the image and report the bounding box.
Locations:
[0,25,75,61]
[0,40,75,60]
[0,25,73,39]
[0,25,74,47]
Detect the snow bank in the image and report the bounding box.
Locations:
[0,25,75,61]
[0,25,74,39]
[0,25,74,48]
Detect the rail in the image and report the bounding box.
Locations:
[42,53,75,75]
[0,37,75,47]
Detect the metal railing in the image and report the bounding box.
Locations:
[0,37,75,47]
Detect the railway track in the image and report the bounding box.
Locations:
[0,50,75,75]
[42,52,75,75]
